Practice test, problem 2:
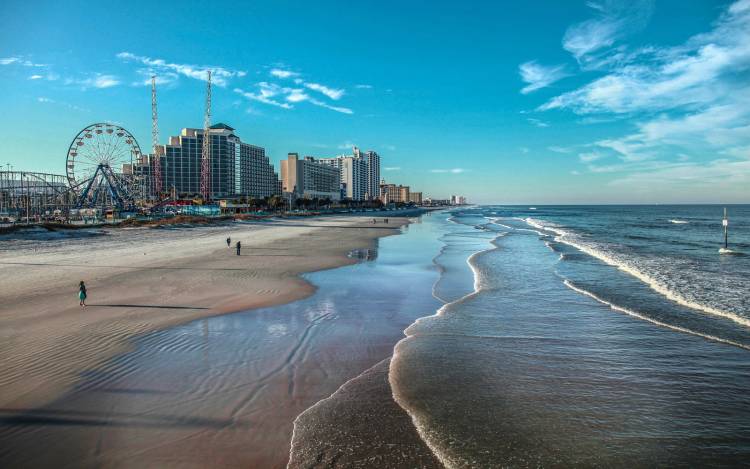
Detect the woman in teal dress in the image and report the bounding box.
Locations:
[78,281,87,307]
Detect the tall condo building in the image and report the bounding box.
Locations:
[318,153,368,201]
[281,153,341,201]
[161,123,281,199]
[364,149,380,201]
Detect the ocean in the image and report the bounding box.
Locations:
[386,205,750,466]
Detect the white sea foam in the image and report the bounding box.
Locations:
[389,221,503,469]
[669,219,689,224]
[525,217,750,329]
[563,279,750,351]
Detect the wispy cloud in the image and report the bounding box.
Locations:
[384,166,401,171]
[527,117,550,127]
[117,52,246,87]
[543,1,750,115]
[548,145,573,153]
[355,84,373,89]
[539,0,750,176]
[29,75,43,80]
[270,68,298,79]
[235,80,352,114]
[519,61,569,94]
[36,96,88,112]
[578,151,604,162]
[234,85,292,109]
[562,0,654,67]
[431,168,468,174]
[65,74,121,89]
[304,82,345,100]
[1,56,46,67]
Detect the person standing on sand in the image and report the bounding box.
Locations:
[78,281,87,307]
[226,236,231,247]
[236,241,241,256]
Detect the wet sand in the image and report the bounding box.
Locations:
[0,214,442,468]
[0,217,404,411]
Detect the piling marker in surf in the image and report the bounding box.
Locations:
[719,208,733,254]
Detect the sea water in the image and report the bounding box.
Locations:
[390,206,750,466]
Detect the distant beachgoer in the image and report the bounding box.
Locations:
[78,281,87,307]
[226,236,231,247]
[236,241,241,256]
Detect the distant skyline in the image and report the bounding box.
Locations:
[1,0,748,204]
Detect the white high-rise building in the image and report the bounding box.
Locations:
[364,149,380,201]
[319,155,367,201]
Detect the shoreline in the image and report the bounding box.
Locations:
[0,215,408,412]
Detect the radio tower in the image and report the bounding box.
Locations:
[200,70,212,200]
[151,76,162,197]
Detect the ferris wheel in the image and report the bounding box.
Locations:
[66,123,143,209]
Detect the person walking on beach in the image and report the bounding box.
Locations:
[226,236,231,247]
[236,241,241,256]
[78,281,87,307]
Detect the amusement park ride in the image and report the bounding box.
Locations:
[65,122,143,211]
[0,71,213,223]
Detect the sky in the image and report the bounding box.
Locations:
[1,0,749,204]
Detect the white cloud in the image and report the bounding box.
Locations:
[608,158,750,197]
[548,145,572,153]
[234,86,292,109]
[132,70,179,86]
[308,97,353,114]
[578,151,604,162]
[562,0,654,67]
[519,61,569,94]
[270,68,298,79]
[117,52,245,87]
[67,74,121,89]
[304,82,345,100]
[431,168,467,174]
[542,0,750,115]
[1,56,46,67]
[527,117,550,127]
[36,96,88,112]
[29,75,43,80]
[384,166,401,171]
[355,84,373,89]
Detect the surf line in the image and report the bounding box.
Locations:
[524,217,750,329]
[388,223,506,469]
[562,279,750,351]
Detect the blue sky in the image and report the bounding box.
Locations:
[1,0,748,203]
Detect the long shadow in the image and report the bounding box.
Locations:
[89,304,209,310]
[0,408,247,429]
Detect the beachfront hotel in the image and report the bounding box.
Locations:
[156,123,281,199]
[379,181,411,204]
[318,146,381,201]
[280,153,341,201]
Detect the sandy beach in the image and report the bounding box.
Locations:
[0,214,447,468]
[0,217,404,413]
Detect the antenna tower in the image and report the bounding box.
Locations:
[200,70,212,200]
[151,76,162,197]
